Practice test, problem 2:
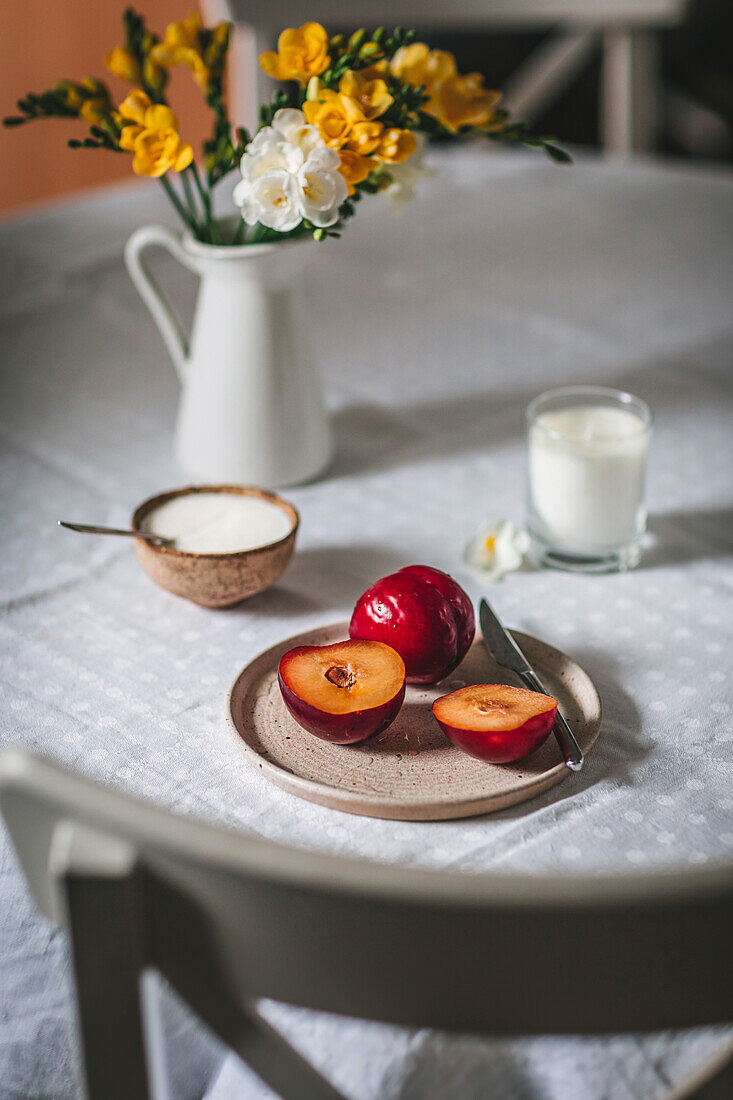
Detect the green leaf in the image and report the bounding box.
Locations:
[545,143,573,164]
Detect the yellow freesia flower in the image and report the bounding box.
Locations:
[55,80,84,112]
[56,77,112,124]
[105,46,141,84]
[117,89,155,127]
[151,12,210,92]
[358,41,384,60]
[391,42,502,132]
[130,127,194,176]
[79,98,110,124]
[260,22,329,85]
[338,70,392,120]
[117,91,192,176]
[80,76,109,98]
[375,128,417,164]
[142,55,168,94]
[208,21,230,50]
[337,149,373,195]
[359,61,389,81]
[346,121,383,156]
[105,44,166,93]
[303,91,364,148]
[203,20,231,72]
[426,74,502,133]
[390,43,456,93]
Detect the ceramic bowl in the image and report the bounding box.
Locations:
[132,485,299,608]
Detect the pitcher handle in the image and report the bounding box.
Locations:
[124,225,200,382]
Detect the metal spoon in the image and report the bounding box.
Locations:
[57,520,174,548]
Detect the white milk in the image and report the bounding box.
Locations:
[528,405,649,553]
[143,492,292,553]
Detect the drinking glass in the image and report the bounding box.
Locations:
[526,386,652,573]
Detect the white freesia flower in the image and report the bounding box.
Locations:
[299,161,347,227]
[233,109,347,233]
[240,130,299,178]
[234,169,302,232]
[381,134,433,212]
[464,518,530,582]
[270,108,323,158]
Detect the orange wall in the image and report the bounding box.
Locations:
[0,1,215,216]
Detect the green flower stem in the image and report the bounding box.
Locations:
[248,222,271,244]
[232,218,247,245]
[190,162,223,245]
[181,169,204,237]
[159,176,198,234]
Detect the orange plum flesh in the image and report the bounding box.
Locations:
[278,639,406,744]
[432,684,558,763]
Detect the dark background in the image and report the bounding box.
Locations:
[338,0,733,161]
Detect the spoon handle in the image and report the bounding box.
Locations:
[57,521,173,547]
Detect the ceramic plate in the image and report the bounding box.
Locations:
[227,621,602,821]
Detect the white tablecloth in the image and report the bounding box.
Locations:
[1,147,732,1100]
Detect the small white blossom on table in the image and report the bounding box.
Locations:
[464,518,530,582]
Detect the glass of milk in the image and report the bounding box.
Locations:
[527,386,652,572]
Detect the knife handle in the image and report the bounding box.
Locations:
[518,670,584,771]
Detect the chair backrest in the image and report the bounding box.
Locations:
[213,0,687,29]
[1,748,731,1038]
[205,0,688,153]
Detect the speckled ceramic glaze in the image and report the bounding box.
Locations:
[132,485,298,608]
[228,621,602,820]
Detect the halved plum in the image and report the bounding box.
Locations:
[278,639,406,744]
[432,684,558,763]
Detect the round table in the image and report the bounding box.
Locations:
[1,147,731,1099]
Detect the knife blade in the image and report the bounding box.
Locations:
[478,599,583,771]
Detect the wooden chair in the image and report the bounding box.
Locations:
[1,749,731,1100]
[203,0,688,154]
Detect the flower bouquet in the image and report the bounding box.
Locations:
[5,9,569,245]
[4,10,569,487]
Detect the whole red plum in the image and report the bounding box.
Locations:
[349,564,475,684]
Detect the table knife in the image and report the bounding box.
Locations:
[478,599,583,771]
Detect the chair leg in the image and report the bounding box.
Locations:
[602,27,659,155]
[141,869,347,1100]
[676,1040,733,1100]
[189,985,348,1100]
[141,971,172,1100]
[53,825,152,1100]
[502,28,597,123]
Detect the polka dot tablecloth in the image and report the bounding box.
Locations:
[1,149,732,1100]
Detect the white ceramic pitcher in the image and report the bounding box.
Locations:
[124,226,333,487]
